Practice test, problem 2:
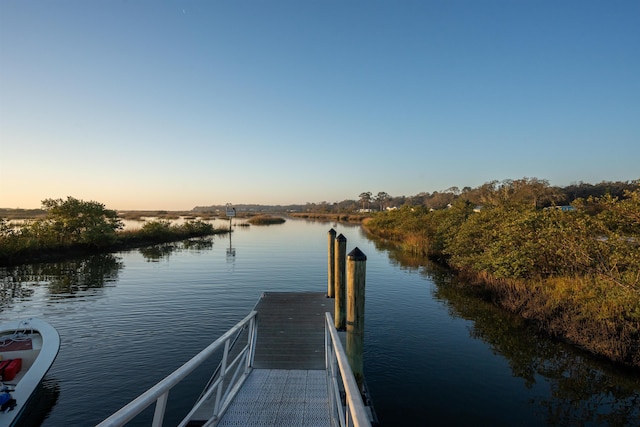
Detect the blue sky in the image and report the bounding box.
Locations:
[1,1,638,210]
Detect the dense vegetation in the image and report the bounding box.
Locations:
[0,197,225,266]
[364,178,640,367]
[289,212,371,222]
[246,215,286,225]
[191,179,638,214]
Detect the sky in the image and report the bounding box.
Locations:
[1,1,639,210]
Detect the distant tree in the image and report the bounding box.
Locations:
[375,192,390,211]
[510,177,563,208]
[317,201,332,213]
[35,197,123,246]
[446,186,460,196]
[561,180,639,204]
[405,193,427,206]
[359,192,372,211]
[391,195,406,207]
[472,178,562,209]
[425,191,455,210]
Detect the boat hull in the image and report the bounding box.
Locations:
[0,318,60,427]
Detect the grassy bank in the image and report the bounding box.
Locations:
[117,210,220,221]
[246,215,286,225]
[363,188,640,368]
[0,221,227,266]
[289,212,371,222]
[1,200,227,267]
[450,271,640,367]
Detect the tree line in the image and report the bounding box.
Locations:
[357,178,639,212]
[0,197,224,266]
[181,179,640,215]
[364,178,640,368]
[284,178,638,214]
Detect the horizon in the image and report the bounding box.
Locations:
[1,176,637,212]
[1,1,639,211]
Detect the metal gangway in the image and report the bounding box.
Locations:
[96,293,373,427]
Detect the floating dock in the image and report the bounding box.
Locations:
[98,233,375,427]
[198,292,335,426]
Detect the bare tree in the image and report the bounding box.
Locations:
[358,192,372,211]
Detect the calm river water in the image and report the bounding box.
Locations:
[1,219,639,426]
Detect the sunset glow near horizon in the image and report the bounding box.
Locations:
[1,1,639,211]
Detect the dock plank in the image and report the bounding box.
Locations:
[253,292,333,370]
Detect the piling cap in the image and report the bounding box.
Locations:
[328,228,336,235]
[336,233,347,242]
[347,247,367,260]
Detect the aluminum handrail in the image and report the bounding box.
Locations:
[96,311,258,427]
[325,312,372,427]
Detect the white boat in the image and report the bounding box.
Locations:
[0,318,60,427]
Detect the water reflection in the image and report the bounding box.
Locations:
[2,222,639,426]
[378,241,640,426]
[0,269,36,302]
[139,237,214,262]
[0,254,123,306]
[14,378,60,427]
[183,237,214,251]
[139,243,180,261]
[0,238,216,305]
[226,231,235,257]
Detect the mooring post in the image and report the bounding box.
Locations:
[334,233,347,330]
[327,228,336,298]
[347,246,366,389]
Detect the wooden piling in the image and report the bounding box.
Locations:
[334,234,347,330]
[346,247,366,388]
[327,229,336,298]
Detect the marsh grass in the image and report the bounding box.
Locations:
[461,271,640,367]
[246,215,286,225]
[289,212,370,222]
[0,219,227,266]
[117,210,211,220]
[364,192,640,368]
[0,208,46,220]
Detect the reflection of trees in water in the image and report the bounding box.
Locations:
[1,264,36,302]
[139,237,213,262]
[375,238,640,426]
[183,237,213,251]
[0,253,123,304]
[139,243,179,261]
[15,377,60,427]
[444,282,640,426]
[536,355,640,427]
[0,238,214,305]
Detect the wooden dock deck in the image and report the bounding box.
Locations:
[253,292,333,370]
[191,292,336,427]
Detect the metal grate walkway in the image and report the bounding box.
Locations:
[216,369,331,427]
[190,293,335,426]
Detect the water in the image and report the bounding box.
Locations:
[1,219,639,426]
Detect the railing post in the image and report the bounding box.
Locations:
[334,233,347,330]
[328,228,336,298]
[151,392,168,427]
[346,247,366,389]
[247,316,256,371]
[213,339,230,416]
